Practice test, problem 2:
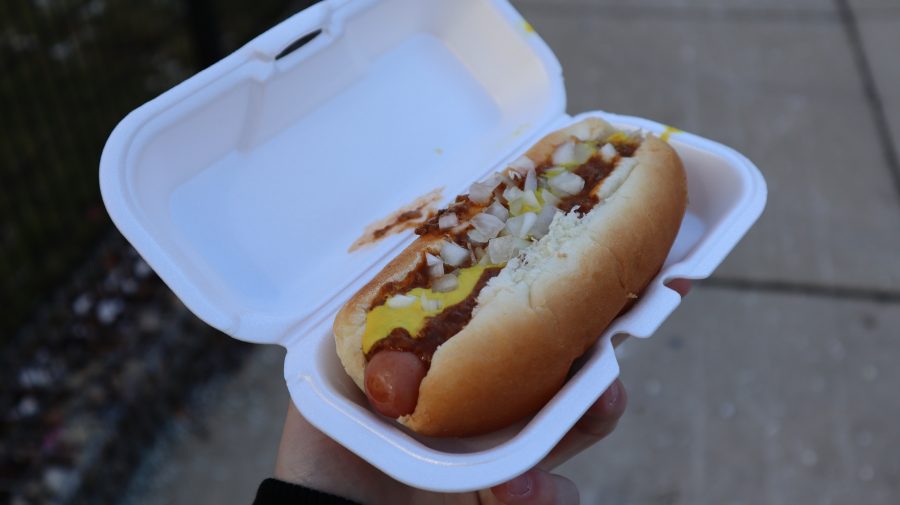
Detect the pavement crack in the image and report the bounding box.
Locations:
[835,0,900,206]
[703,277,900,304]
[514,2,840,24]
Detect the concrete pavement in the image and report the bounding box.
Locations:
[119,1,900,504]
[118,346,288,505]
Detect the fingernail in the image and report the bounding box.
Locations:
[506,474,533,497]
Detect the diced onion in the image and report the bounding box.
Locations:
[469,182,495,204]
[506,212,537,238]
[438,213,459,230]
[429,262,444,278]
[521,212,537,237]
[573,142,595,164]
[420,294,442,312]
[500,173,520,189]
[521,190,540,209]
[488,236,517,264]
[509,155,536,175]
[386,294,417,308]
[543,167,566,178]
[524,168,537,192]
[468,229,489,244]
[482,173,503,190]
[539,189,561,208]
[425,252,442,266]
[600,143,617,163]
[508,199,524,216]
[486,201,509,222]
[432,274,459,293]
[441,241,470,267]
[504,215,522,238]
[531,205,559,239]
[549,172,585,196]
[472,212,505,239]
[488,235,532,263]
[570,122,592,141]
[503,185,523,203]
[552,141,575,165]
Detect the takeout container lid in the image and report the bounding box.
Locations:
[100,0,766,492]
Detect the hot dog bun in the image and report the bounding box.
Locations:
[334,118,687,437]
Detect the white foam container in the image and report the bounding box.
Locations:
[100,0,766,492]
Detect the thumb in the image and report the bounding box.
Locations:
[490,469,579,505]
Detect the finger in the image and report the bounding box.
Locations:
[665,278,692,297]
[490,469,579,505]
[574,378,628,436]
[538,379,627,470]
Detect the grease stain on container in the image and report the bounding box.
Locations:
[660,125,683,142]
[349,187,443,252]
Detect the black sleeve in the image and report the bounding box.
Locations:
[253,478,364,505]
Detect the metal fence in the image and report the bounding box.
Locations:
[1,1,315,503]
[0,0,311,338]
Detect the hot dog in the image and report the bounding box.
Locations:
[334,118,687,437]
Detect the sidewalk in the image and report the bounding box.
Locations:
[119,1,900,504]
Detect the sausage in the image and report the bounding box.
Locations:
[364,351,427,418]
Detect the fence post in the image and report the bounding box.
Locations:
[184,0,224,68]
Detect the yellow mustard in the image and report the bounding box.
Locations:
[660,125,683,142]
[362,264,495,354]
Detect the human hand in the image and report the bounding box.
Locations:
[273,380,623,505]
[273,280,691,505]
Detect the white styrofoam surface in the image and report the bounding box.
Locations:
[99,0,766,493]
[102,0,564,345]
[280,112,766,491]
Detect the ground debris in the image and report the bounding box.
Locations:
[1,235,250,505]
